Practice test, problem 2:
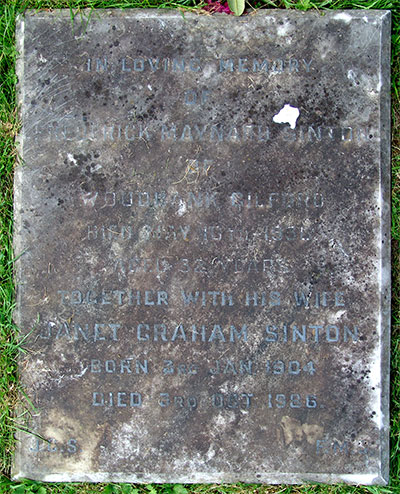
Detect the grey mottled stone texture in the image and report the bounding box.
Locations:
[13,9,391,484]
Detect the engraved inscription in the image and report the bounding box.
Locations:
[14,10,390,484]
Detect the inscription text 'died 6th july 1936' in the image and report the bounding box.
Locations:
[13,9,390,484]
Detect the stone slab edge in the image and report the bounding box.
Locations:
[378,7,391,487]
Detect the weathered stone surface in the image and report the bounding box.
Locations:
[13,9,391,484]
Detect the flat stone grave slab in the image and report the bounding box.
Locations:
[13,9,391,484]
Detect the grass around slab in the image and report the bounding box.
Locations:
[0,0,399,493]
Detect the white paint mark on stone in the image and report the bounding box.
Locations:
[111,240,123,258]
[363,15,369,23]
[72,365,88,379]
[332,310,346,322]
[277,21,290,36]
[81,192,98,207]
[38,53,47,63]
[67,153,78,165]
[202,63,215,78]
[347,70,358,86]
[147,84,152,91]
[177,199,187,216]
[340,474,380,484]
[272,104,300,130]
[206,445,216,460]
[376,73,382,92]
[369,343,382,427]
[329,238,349,257]
[370,177,386,431]
[91,164,102,173]
[333,12,352,23]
